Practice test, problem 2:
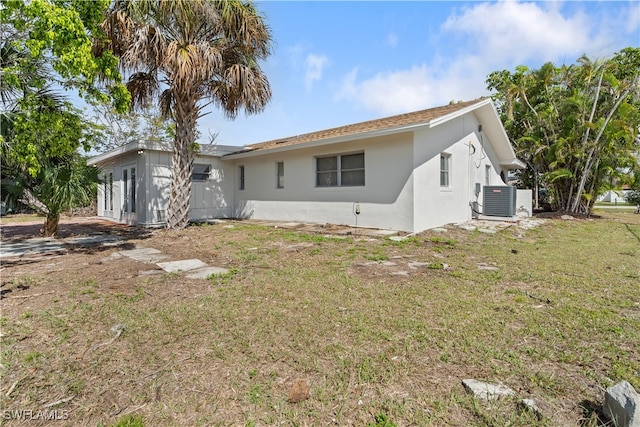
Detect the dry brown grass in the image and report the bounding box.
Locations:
[1,210,639,426]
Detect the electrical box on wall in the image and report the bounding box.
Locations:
[483,186,516,217]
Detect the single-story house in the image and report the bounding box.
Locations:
[597,189,632,204]
[88,98,530,233]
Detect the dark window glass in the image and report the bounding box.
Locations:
[192,164,210,182]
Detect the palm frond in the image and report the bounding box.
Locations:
[159,89,174,119]
[126,72,159,109]
[211,63,271,118]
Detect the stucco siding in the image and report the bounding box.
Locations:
[145,151,171,224]
[89,101,525,231]
[96,152,142,225]
[412,115,504,231]
[139,152,234,224]
[190,157,234,221]
[233,133,416,230]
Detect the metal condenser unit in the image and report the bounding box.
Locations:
[483,185,517,217]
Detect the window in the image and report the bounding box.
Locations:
[192,164,210,182]
[103,175,108,211]
[130,168,136,213]
[123,169,128,211]
[103,172,114,212]
[316,153,364,187]
[239,165,245,190]
[440,153,451,187]
[316,156,337,187]
[276,161,284,189]
[123,167,136,213]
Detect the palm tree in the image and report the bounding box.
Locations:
[3,92,101,237]
[9,156,101,237]
[99,0,272,229]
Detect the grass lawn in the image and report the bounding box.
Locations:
[1,211,639,426]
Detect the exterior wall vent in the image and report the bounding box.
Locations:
[483,186,517,217]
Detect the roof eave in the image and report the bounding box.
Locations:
[225,99,492,159]
[223,122,428,159]
[428,98,492,128]
[500,158,527,169]
[88,141,238,165]
[87,141,146,166]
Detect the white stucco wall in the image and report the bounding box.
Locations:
[412,114,504,231]
[96,149,233,226]
[145,150,171,225]
[142,151,233,225]
[190,157,234,221]
[232,133,416,231]
[91,105,524,232]
[96,152,142,225]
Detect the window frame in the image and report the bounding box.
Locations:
[276,161,284,189]
[123,168,128,211]
[106,172,113,211]
[239,165,245,190]
[192,163,211,182]
[315,152,365,188]
[103,174,108,211]
[123,166,137,213]
[440,153,451,188]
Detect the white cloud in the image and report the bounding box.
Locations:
[336,64,486,116]
[441,1,619,64]
[625,2,640,33]
[334,1,636,116]
[304,54,329,90]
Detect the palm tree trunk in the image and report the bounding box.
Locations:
[19,188,50,215]
[166,92,198,230]
[43,213,60,237]
[569,89,629,213]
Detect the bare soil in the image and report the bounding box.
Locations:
[1,212,638,426]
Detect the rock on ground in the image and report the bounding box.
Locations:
[462,379,515,401]
[604,381,640,427]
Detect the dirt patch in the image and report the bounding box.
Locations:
[0,213,637,426]
[0,216,141,241]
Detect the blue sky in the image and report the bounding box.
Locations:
[202,1,639,147]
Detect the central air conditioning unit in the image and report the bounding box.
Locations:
[483,185,517,217]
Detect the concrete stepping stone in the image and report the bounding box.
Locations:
[186,266,229,279]
[478,228,497,234]
[66,235,124,246]
[390,271,410,277]
[462,379,515,401]
[0,239,67,258]
[120,247,169,263]
[408,261,430,269]
[478,263,499,271]
[156,259,208,273]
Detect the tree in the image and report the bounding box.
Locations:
[88,100,174,152]
[9,154,101,236]
[1,90,102,236]
[1,0,129,235]
[100,0,272,229]
[487,48,640,214]
[0,0,129,117]
[626,190,640,206]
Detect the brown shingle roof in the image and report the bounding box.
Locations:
[237,98,487,153]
